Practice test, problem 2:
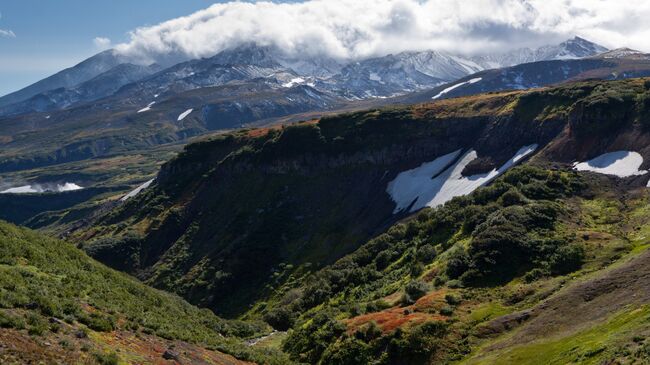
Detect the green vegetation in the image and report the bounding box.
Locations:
[56,78,650,364]
[463,305,650,365]
[257,166,586,364]
[0,220,291,364]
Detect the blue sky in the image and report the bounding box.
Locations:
[0,0,221,96]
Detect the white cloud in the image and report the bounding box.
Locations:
[93,37,112,50]
[0,11,14,38]
[114,0,650,64]
[0,29,15,38]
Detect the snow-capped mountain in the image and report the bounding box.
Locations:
[474,36,609,68]
[327,51,484,98]
[0,50,124,108]
[403,49,650,104]
[594,47,650,60]
[0,37,610,116]
[329,37,608,98]
[113,45,305,103]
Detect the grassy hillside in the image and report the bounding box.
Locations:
[0,220,290,364]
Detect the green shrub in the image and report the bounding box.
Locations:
[444,294,461,306]
[498,188,527,207]
[264,306,296,331]
[321,337,371,365]
[439,306,454,316]
[365,300,391,313]
[353,321,382,342]
[79,313,115,332]
[0,311,23,329]
[402,280,428,305]
[93,352,119,365]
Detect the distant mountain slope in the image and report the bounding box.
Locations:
[0,78,347,174]
[331,37,609,98]
[473,36,609,67]
[0,50,123,108]
[0,220,289,364]
[72,78,650,323]
[403,49,650,103]
[0,63,161,116]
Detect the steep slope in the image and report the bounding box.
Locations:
[0,50,123,108]
[0,220,289,364]
[73,78,650,325]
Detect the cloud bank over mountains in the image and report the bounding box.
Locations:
[113,0,650,64]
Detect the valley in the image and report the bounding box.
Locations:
[37,77,650,363]
[3,5,650,362]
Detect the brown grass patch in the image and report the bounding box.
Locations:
[346,289,450,334]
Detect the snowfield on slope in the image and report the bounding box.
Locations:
[432,77,482,100]
[387,144,538,213]
[138,101,156,113]
[121,179,155,201]
[282,77,306,88]
[573,151,648,178]
[178,108,193,121]
[1,182,83,194]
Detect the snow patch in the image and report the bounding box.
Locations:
[138,101,156,113]
[369,72,383,83]
[177,108,194,121]
[573,151,647,178]
[1,182,83,194]
[121,179,155,201]
[432,77,482,100]
[282,77,305,88]
[387,144,538,213]
[386,150,462,213]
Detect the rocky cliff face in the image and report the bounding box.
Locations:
[75,78,650,317]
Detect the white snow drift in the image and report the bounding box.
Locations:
[387,144,538,213]
[0,182,83,194]
[121,179,155,201]
[573,151,648,178]
[282,77,306,88]
[138,101,156,113]
[432,77,482,100]
[177,109,194,121]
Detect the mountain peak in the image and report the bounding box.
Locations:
[550,36,608,59]
[208,43,282,68]
[594,47,648,59]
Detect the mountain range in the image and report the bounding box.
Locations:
[4,27,650,365]
[0,37,609,116]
